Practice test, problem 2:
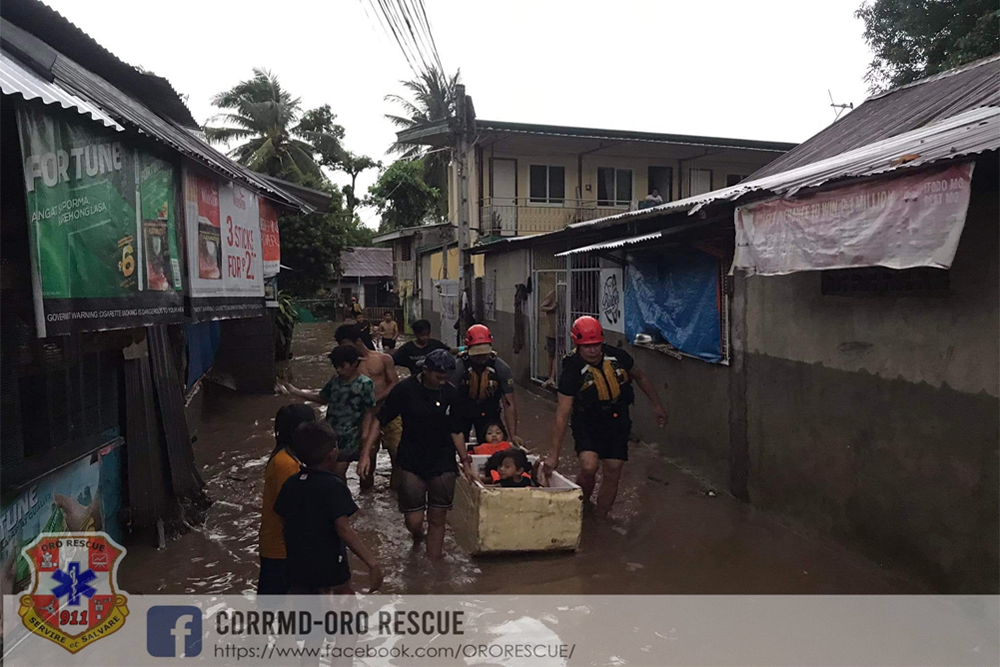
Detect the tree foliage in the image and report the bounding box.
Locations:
[366,159,440,233]
[385,66,460,217]
[204,69,382,297]
[340,152,380,216]
[274,183,346,295]
[204,68,345,183]
[856,0,999,91]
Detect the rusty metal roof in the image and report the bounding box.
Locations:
[751,54,1000,179]
[340,247,394,278]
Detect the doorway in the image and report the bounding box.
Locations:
[648,166,673,201]
[531,269,567,385]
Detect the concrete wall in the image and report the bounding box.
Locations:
[742,161,999,592]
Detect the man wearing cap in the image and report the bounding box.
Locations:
[452,324,522,447]
[544,316,667,518]
[359,348,475,560]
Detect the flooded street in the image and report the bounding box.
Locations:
[119,323,921,596]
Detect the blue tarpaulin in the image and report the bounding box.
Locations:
[186,321,221,388]
[624,249,722,363]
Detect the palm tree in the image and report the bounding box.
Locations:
[385,66,461,216]
[204,68,322,182]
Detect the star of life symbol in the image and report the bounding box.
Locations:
[17,532,130,654]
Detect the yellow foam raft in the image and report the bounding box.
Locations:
[450,454,582,555]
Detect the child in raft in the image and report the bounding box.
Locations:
[468,420,511,456]
[481,448,536,487]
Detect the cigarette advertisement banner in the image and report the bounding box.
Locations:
[16,107,185,337]
[183,168,265,321]
[733,162,975,276]
[258,199,280,278]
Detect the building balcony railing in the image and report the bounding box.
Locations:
[478,198,635,236]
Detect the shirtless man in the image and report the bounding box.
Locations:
[336,324,401,490]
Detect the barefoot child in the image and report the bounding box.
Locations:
[275,421,382,594]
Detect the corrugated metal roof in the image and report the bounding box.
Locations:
[566,105,1000,233]
[372,222,454,244]
[2,0,199,129]
[0,50,122,130]
[0,14,311,213]
[750,54,1000,179]
[397,117,798,153]
[340,247,393,278]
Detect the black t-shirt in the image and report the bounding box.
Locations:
[393,339,449,375]
[378,375,464,478]
[274,468,358,589]
[557,344,636,426]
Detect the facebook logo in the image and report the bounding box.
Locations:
[147,606,203,658]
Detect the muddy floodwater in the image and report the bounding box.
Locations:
[119,323,920,596]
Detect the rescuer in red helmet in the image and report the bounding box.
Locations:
[543,316,667,518]
[451,324,523,448]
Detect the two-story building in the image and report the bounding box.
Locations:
[398,119,797,238]
[390,117,795,342]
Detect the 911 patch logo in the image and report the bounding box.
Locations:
[17,532,129,654]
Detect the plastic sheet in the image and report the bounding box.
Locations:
[185,320,221,388]
[624,250,722,363]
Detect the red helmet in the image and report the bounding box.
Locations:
[571,316,604,346]
[465,324,494,347]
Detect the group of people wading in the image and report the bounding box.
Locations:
[258,315,666,595]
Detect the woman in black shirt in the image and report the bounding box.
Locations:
[359,349,474,559]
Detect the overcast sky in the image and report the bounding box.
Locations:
[43,0,875,227]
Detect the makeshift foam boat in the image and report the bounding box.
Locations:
[449,453,582,555]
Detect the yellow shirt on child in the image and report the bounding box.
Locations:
[258,448,301,559]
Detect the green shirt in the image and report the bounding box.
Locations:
[319,374,376,455]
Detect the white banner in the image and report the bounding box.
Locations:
[599,264,624,334]
[183,168,265,320]
[734,162,975,276]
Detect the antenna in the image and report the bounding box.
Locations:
[828,90,854,120]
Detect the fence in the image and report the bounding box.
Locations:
[479,198,631,235]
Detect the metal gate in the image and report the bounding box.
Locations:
[567,254,601,351]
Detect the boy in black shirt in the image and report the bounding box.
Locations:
[275,421,382,593]
[392,319,450,375]
[543,316,667,519]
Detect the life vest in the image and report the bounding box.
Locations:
[471,440,511,456]
[457,352,501,404]
[570,349,633,411]
[490,469,533,484]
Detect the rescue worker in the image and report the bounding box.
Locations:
[452,324,523,448]
[543,316,667,518]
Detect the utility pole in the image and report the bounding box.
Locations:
[454,84,475,341]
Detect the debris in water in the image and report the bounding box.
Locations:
[705,489,717,497]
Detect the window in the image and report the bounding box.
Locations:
[597,168,632,206]
[821,267,950,296]
[726,174,748,187]
[401,238,412,262]
[688,168,713,196]
[529,165,565,203]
